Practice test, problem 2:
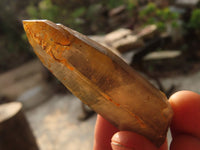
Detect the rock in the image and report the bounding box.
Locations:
[89,35,106,44]
[105,28,144,53]
[109,5,126,17]
[111,35,144,52]
[143,50,182,60]
[105,28,132,43]
[105,25,159,53]
[136,24,158,40]
[89,35,122,57]
[108,5,129,28]
[175,0,199,6]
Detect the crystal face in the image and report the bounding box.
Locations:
[23,20,173,147]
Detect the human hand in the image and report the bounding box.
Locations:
[93,91,200,150]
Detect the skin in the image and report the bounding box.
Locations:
[94,91,200,150]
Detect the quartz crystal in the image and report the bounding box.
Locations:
[23,20,173,147]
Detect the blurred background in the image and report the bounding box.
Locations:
[0,0,200,150]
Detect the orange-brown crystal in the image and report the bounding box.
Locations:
[23,20,173,147]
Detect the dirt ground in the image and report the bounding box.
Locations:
[26,94,96,150]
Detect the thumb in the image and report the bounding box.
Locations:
[111,131,162,150]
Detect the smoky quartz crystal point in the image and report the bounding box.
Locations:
[23,20,173,147]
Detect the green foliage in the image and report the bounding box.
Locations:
[71,7,86,18]
[26,0,138,33]
[104,0,137,13]
[126,0,137,11]
[26,4,38,19]
[139,2,156,17]
[106,0,125,9]
[139,2,179,31]
[26,0,87,32]
[66,7,86,30]
[156,8,179,21]
[155,22,166,31]
[189,9,200,30]
[39,0,59,21]
[27,0,59,21]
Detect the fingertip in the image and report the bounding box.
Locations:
[111,131,158,150]
[169,91,200,138]
[169,91,199,104]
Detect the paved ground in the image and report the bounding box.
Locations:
[1,59,200,150]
